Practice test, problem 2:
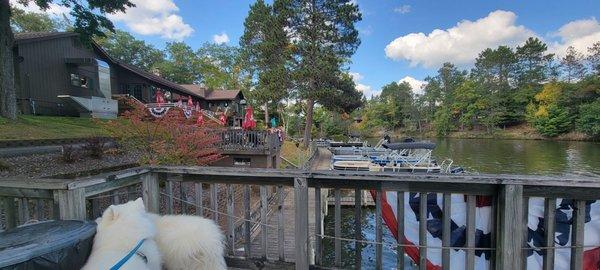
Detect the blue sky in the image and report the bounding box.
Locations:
[14,0,600,96]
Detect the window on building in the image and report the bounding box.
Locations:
[70,74,89,88]
[233,157,251,166]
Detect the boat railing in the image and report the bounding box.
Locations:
[1,166,600,269]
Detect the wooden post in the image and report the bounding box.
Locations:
[294,177,309,270]
[55,188,86,220]
[1,197,17,229]
[142,173,160,213]
[495,184,523,270]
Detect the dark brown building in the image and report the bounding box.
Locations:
[13,32,243,119]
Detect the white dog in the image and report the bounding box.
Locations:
[148,213,227,270]
[82,198,162,270]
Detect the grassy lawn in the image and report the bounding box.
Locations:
[0,115,109,140]
[279,140,309,168]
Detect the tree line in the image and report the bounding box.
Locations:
[359,37,600,139]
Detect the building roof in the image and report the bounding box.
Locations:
[180,84,242,101]
[14,32,78,44]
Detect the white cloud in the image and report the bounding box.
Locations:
[394,5,411,14]
[385,10,535,68]
[108,0,193,41]
[399,76,427,95]
[212,32,230,44]
[349,72,378,98]
[10,0,70,17]
[549,18,600,58]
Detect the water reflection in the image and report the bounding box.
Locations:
[322,206,416,269]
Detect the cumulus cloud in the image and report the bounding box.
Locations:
[399,76,427,95]
[212,32,230,44]
[394,5,411,14]
[10,0,70,17]
[385,10,535,68]
[349,72,378,98]
[549,18,600,58]
[107,0,193,41]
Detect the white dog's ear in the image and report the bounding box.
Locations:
[102,205,119,221]
[134,197,146,211]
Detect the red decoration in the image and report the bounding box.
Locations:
[196,113,204,126]
[219,113,227,126]
[187,95,194,108]
[155,90,165,105]
[242,106,256,130]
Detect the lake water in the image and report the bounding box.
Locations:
[322,138,600,269]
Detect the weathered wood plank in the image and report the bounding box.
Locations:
[419,192,427,270]
[315,187,323,265]
[495,185,523,270]
[334,188,341,267]
[442,193,451,270]
[244,185,252,258]
[466,195,476,270]
[397,191,405,270]
[141,173,160,213]
[522,196,530,270]
[227,184,235,255]
[260,185,268,259]
[571,200,585,270]
[355,188,363,268]
[2,197,17,229]
[0,187,53,199]
[543,198,556,270]
[277,185,285,261]
[376,190,383,270]
[210,184,218,222]
[55,188,86,220]
[165,181,173,214]
[180,181,188,214]
[294,177,309,270]
[195,183,203,216]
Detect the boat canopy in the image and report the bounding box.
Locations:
[382,142,436,150]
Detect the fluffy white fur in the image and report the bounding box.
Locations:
[147,213,227,270]
[82,198,162,270]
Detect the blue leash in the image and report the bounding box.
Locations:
[109,239,146,270]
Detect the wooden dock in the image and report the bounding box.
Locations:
[247,147,330,262]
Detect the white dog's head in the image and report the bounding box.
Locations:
[96,198,152,234]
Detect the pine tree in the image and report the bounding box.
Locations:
[561,46,587,83]
[240,0,292,127]
[587,41,600,75]
[287,0,361,147]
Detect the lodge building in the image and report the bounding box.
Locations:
[12,32,244,120]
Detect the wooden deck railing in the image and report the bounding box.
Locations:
[218,129,281,154]
[1,166,599,269]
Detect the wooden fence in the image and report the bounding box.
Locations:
[1,166,599,269]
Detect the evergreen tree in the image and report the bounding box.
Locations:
[380,81,413,128]
[587,41,600,75]
[155,42,198,84]
[287,0,362,147]
[515,37,554,86]
[10,7,69,32]
[561,46,587,83]
[240,0,292,126]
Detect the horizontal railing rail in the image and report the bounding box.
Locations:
[1,166,599,270]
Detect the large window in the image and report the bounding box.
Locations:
[121,84,144,101]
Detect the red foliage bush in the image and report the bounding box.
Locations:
[102,100,222,166]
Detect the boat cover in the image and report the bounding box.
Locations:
[382,142,436,150]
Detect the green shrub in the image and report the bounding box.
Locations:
[533,105,573,137]
[576,100,600,137]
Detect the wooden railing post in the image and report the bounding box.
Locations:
[55,188,86,220]
[1,197,17,229]
[294,177,309,270]
[142,172,160,213]
[495,184,523,270]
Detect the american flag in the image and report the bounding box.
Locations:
[374,191,600,269]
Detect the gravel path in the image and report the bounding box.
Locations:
[0,151,140,178]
